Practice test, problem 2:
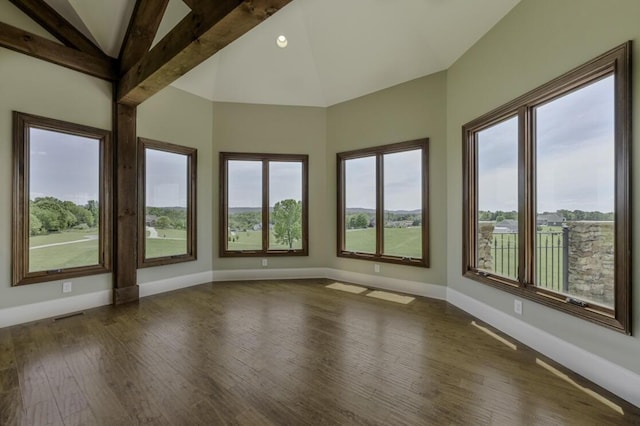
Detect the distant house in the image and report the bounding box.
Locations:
[145,215,157,226]
[537,213,565,226]
[494,219,518,233]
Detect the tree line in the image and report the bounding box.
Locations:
[479,209,614,222]
[147,206,187,230]
[30,197,98,236]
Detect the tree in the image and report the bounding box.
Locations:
[272,199,302,249]
[29,213,42,236]
[155,216,173,229]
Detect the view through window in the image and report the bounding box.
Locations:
[338,139,429,267]
[221,153,308,256]
[13,112,111,285]
[139,138,197,266]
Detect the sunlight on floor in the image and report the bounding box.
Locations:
[535,358,624,415]
[471,321,517,350]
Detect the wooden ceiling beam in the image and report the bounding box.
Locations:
[0,22,117,81]
[8,0,108,58]
[117,0,292,106]
[119,0,169,74]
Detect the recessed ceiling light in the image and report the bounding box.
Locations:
[276,35,288,48]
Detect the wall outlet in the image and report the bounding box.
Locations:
[62,281,73,294]
[514,299,523,315]
[374,264,380,273]
[261,258,268,267]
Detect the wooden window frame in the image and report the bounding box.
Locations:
[219,152,309,257]
[12,112,113,286]
[337,139,430,267]
[462,42,631,334]
[137,138,197,268]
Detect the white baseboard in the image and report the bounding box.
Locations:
[325,268,447,300]
[447,288,640,408]
[212,267,328,282]
[139,271,214,297]
[0,289,112,328]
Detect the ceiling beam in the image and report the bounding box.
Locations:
[117,0,292,106]
[0,22,117,81]
[8,0,107,58]
[119,0,169,74]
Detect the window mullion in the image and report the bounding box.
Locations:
[519,106,535,287]
[376,153,384,256]
[262,160,269,253]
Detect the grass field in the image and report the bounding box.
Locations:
[227,230,302,251]
[29,229,99,272]
[344,227,422,259]
[145,229,187,258]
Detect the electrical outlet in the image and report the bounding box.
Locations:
[374,264,380,273]
[514,299,523,315]
[261,258,268,267]
[62,281,73,294]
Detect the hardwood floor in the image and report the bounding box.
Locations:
[0,279,638,425]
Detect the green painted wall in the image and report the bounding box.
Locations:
[446,0,640,374]
[212,102,328,270]
[326,71,448,287]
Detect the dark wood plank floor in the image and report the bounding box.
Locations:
[0,279,638,425]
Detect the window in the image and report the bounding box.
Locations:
[220,152,308,257]
[138,138,197,267]
[12,112,112,286]
[337,139,429,267]
[463,42,631,333]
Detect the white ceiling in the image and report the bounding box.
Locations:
[38,0,520,107]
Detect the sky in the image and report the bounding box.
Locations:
[228,160,302,208]
[146,149,188,207]
[345,149,423,211]
[478,75,615,213]
[29,128,99,205]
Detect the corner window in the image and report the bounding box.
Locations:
[337,139,429,267]
[138,138,197,267]
[463,43,631,333]
[12,112,112,286]
[219,152,308,257]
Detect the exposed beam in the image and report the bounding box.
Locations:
[117,0,292,106]
[0,22,117,81]
[119,0,169,74]
[8,0,107,58]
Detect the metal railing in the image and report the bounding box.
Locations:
[491,228,568,292]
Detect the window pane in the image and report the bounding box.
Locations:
[269,162,302,250]
[344,156,376,254]
[28,128,100,272]
[145,148,188,259]
[476,116,519,280]
[383,149,422,259]
[535,76,615,308]
[227,160,262,250]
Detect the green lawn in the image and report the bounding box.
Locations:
[146,229,187,258]
[227,230,302,251]
[29,229,99,272]
[345,227,422,259]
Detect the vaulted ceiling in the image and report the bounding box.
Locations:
[9,0,521,107]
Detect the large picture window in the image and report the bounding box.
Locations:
[462,43,631,333]
[12,112,112,286]
[220,152,308,257]
[138,138,197,267]
[337,139,429,267]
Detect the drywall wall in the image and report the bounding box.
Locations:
[446,0,640,375]
[137,86,214,284]
[326,71,448,288]
[0,49,112,309]
[212,102,328,270]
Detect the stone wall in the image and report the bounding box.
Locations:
[566,222,615,306]
[477,223,494,271]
